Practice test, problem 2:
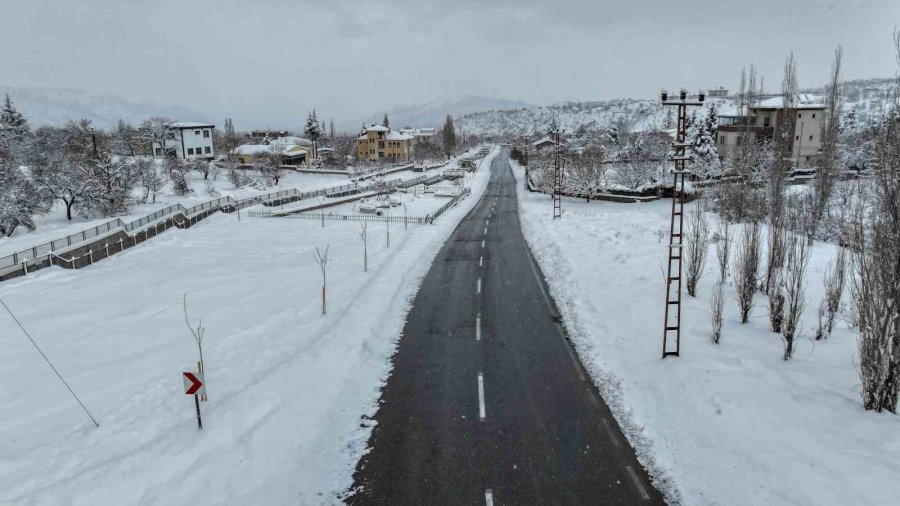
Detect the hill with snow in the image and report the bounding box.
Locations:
[368,96,536,130]
[455,77,897,137]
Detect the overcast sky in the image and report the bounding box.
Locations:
[3,0,898,129]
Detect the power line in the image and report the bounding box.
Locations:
[0,298,100,428]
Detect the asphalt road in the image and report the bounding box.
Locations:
[348,148,665,505]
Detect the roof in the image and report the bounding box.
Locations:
[365,125,390,132]
[385,132,413,141]
[532,136,557,146]
[233,144,310,156]
[168,122,215,129]
[754,94,825,110]
[269,136,312,146]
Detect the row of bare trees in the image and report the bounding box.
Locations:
[690,35,900,412]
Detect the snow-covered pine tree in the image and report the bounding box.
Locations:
[0,94,30,157]
[0,160,44,236]
[304,110,322,159]
[686,104,723,180]
[442,115,457,157]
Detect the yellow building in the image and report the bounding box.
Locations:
[232,143,312,166]
[356,125,415,162]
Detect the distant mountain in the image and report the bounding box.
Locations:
[0,86,215,129]
[456,77,897,137]
[369,96,536,130]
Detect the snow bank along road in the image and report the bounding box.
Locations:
[348,148,663,504]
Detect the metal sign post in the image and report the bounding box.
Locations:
[183,371,206,429]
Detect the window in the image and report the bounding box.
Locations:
[795,136,799,140]
[763,117,770,127]
[812,113,816,119]
[203,130,210,138]
[154,147,162,155]
[797,113,802,119]
[809,135,813,141]
[187,148,194,155]
[195,130,201,135]
[205,146,211,154]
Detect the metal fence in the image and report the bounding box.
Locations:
[249,209,430,225]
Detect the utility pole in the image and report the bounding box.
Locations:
[659,88,705,358]
[523,134,530,186]
[91,127,98,158]
[551,128,562,219]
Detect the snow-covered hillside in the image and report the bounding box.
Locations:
[366,95,535,129]
[456,77,896,137]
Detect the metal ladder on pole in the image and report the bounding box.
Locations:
[552,129,562,219]
[660,88,705,358]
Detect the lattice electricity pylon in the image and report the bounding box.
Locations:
[552,129,562,219]
[660,88,705,358]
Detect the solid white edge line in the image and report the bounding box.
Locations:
[476,313,481,341]
[478,373,486,421]
[625,466,650,500]
[485,489,494,506]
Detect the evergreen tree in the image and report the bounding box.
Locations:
[0,94,30,157]
[304,110,322,158]
[686,104,723,179]
[442,115,457,157]
[329,118,335,139]
[547,115,559,134]
[382,113,390,129]
[1,94,29,136]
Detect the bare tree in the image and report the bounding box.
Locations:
[764,221,788,295]
[782,232,812,359]
[814,46,843,229]
[850,30,900,412]
[139,117,174,158]
[685,201,709,297]
[816,248,846,340]
[167,158,191,195]
[183,294,207,395]
[734,221,762,323]
[768,270,785,333]
[313,246,330,315]
[359,222,368,272]
[715,220,732,280]
[711,278,725,344]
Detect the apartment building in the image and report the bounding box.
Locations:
[356,124,415,162]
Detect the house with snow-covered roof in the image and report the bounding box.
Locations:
[714,94,827,166]
[356,124,415,162]
[232,143,311,166]
[152,122,215,160]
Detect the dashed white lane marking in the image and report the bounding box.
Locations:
[479,256,483,268]
[487,219,490,225]
[485,489,494,506]
[478,373,486,421]
[476,313,481,341]
[602,418,621,446]
[625,466,650,500]
[481,239,485,248]
[477,278,482,294]
[484,227,488,235]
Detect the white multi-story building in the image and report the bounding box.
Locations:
[153,122,216,160]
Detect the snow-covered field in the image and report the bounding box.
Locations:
[511,160,900,505]
[0,147,500,505]
[0,169,353,258]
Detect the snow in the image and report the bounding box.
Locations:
[168,122,215,129]
[511,159,900,505]
[363,125,389,132]
[383,132,413,141]
[0,145,500,505]
[0,168,353,259]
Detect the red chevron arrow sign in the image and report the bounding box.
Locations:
[183,372,205,396]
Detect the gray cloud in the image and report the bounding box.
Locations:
[3,0,898,130]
